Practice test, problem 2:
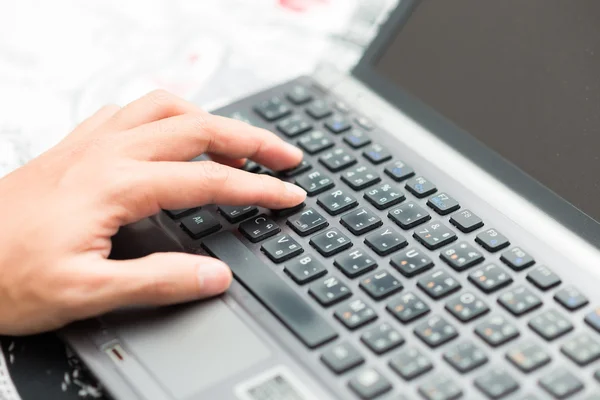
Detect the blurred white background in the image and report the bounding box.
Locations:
[0,0,396,177]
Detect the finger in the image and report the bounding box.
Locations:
[74,253,232,316]
[121,161,306,222]
[66,104,121,141]
[108,89,200,131]
[208,154,247,169]
[122,112,303,171]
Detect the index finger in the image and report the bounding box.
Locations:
[122,112,304,171]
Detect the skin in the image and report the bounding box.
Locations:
[0,90,306,335]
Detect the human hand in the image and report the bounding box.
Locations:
[0,90,306,335]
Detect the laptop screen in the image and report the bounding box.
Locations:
[372,0,600,221]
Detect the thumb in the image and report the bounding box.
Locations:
[81,253,232,316]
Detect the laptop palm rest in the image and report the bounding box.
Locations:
[102,299,271,399]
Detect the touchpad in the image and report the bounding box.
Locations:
[104,299,271,399]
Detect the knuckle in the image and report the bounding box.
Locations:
[146,89,174,106]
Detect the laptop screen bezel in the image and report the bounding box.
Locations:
[351,0,600,249]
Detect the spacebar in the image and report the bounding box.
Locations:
[202,231,338,349]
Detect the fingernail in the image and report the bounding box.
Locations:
[284,182,307,199]
[197,260,232,295]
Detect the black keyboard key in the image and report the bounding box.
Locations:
[261,234,303,263]
[341,165,381,191]
[321,342,364,374]
[180,210,221,239]
[554,286,589,311]
[218,205,258,223]
[164,207,197,219]
[384,160,415,182]
[506,340,551,373]
[528,309,573,341]
[418,269,461,299]
[343,128,371,149]
[391,247,434,277]
[319,148,357,172]
[445,292,490,322]
[414,221,457,250]
[287,208,327,237]
[310,227,352,257]
[389,347,433,380]
[325,113,352,134]
[348,368,392,399]
[254,96,291,121]
[418,375,463,400]
[341,207,383,235]
[295,169,335,196]
[449,209,484,233]
[475,229,510,252]
[561,333,600,366]
[280,160,312,178]
[539,368,584,399]
[526,265,561,290]
[363,144,392,165]
[286,85,313,105]
[414,315,458,348]
[360,270,403,300]
[469,263,513,294]
[498,286,542,316]
[475,368,519,399]
[306,99,332,119]
[364,183,405,210]
[585,307,600,332]
[284,254,327,284]
[440,241,485,271]
[239,214,280,242]
[443,341,488,373]
[317,189,358,216]
[475,315,520,347]
[242,160,262,173]
[334,248,378,278]
[365,227,407,256]
[309,276,352,307]
[334,298,378,329]
[387,291,430,323]
[427,193,460,215]
[500,247,535,271]
[361,323,404,354]
[271,202,306,218]
[388,202,431,229]
[405,176,437,198]
[276,114,313,137]
[202,232,337,348]
[297,130,334,154]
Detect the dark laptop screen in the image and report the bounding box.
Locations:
[374,0,600,221]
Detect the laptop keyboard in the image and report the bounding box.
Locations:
[164,79,600,399]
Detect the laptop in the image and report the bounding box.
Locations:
[62,1,600,399]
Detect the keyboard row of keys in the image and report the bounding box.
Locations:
[245,88,600,399]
